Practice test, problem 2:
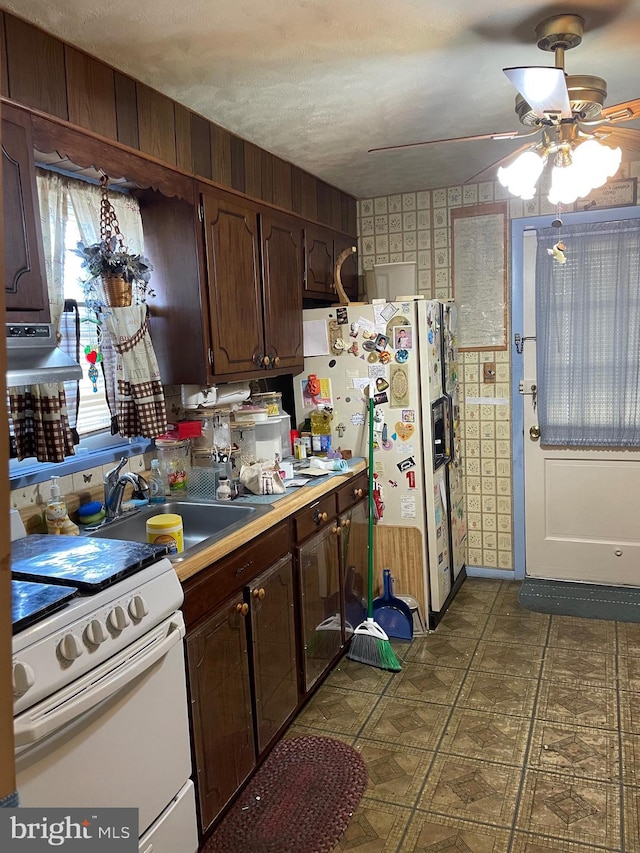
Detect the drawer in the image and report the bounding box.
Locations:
[183,520,290,628]
[335,471,368,514]
[294,493,336,543]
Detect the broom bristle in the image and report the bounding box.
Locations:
[347,632,401,672]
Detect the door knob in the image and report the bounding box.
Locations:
[529,425,541,441]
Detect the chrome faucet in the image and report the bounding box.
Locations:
[104,457,150,519]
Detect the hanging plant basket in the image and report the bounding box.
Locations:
[74,175,153,310]
[101,273,133,307]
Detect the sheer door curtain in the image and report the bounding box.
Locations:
[536,219,640,447]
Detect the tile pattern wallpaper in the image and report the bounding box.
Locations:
[357,163,640,572]
[286,578,640,851]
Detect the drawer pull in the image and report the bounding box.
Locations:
[353,488,364,499]
[252,588,266,601]
[236,602,249,616]
[313,510,329,525]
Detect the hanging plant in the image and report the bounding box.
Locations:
[74,176,154,307]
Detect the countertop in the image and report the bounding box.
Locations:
[174,458,367,584]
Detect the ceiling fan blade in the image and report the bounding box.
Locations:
[464,140,539,185]
[593,125,640,154]
[368,129,537,154]
[601,98,640,124]
[503,66,572,118]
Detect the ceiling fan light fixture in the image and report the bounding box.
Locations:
[547,138,622,205]
[497,149,545,199]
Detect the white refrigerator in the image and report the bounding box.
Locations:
[294,298,467,629]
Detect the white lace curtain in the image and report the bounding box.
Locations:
[535,218,640,446]
[34,169,166,443]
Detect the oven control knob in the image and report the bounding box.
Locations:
[128,595,149,621]
[13,661,35,697]
[107,605,130,633]
[84,619,108,647]
[58,633,84,662]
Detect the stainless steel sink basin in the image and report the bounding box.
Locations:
[86,500,271,561]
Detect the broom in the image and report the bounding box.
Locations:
[347,384,401,672]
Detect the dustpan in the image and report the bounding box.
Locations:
[373,569,414,641]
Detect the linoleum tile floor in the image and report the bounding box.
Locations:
[286,578,640,852]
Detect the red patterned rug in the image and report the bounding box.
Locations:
[202,735,368,853]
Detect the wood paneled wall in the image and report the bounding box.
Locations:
[1,11,357,235]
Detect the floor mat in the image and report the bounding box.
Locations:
[202,735,368,853]
[519,577,640,622]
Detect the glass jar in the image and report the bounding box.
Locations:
[155,437,190,493]
[251,391,282,417]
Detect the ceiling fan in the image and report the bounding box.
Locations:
[369,13,640,195]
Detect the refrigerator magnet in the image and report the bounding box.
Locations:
[393,327,413,350]
[373,391,388,406]
[395,422,414,441]
[336,306,348,325]
[378,351,392,364]
[397,456,416,472]
[401,410,415,422]
[395,349,409,364]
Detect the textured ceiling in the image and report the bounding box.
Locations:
[3,0,640,198]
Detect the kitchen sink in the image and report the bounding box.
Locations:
[85,499,271,561]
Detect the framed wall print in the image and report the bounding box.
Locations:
[452,201,508,351]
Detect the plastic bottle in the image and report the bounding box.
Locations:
[310,408,333,456]
[45,476,79,535]
[216,476,232,501]
[149,458,167,503]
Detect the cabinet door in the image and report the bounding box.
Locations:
[186,593,255,834]
[202,191,264,375]
[297,522,342,693]
[333,233,359,302]
[304,225,334,298]
[2,105,49,319]
[261,211,304,373]
[249,554,298,753]
[340,500,369,636]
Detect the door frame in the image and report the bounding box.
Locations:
[511,203,640,581]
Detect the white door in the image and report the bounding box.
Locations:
[522,230,640,585]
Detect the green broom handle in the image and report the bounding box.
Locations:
[367,394,374,619]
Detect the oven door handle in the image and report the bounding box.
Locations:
[14,618,184,748]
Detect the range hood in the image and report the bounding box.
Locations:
[6,323,83,386]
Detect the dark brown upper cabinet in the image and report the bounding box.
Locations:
[304,223,359,303]
[2,103,49,321]
[201,188,303,380]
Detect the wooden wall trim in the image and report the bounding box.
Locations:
[1,10,357,233]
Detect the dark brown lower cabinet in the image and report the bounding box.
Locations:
[250,554,298,753]
[297,520,342,693]
[184,474,368,841]
[185,546,298,835]
[186,592,255,834]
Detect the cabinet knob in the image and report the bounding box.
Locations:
[313,510,329,525]
[331,525,341,536]
[272,356,280,367]
[341,518,351,528]
[353,488,364,498]
[236,602,249,616]
[262,355,271,367]
[252,588,266,601]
